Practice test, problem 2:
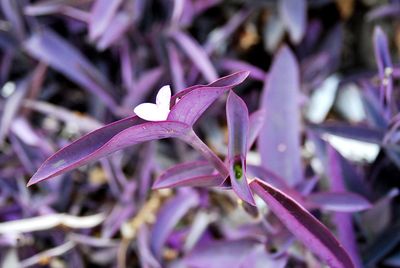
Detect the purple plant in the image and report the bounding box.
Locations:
[0,1,399,268]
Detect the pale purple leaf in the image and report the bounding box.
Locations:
[248,109,265,150]
[226,91,255,205]
[278,0,307,43]
[150,190,199,259]
[258,46,302,186]
[153,161,224,189]
[184,239,261,268]
[168,71,249,126]
[0,80,28,145]
[373,26,392,79]
[167,42,186,92]
[24,29,118,112]
[27,117,190,186]
[1,0,25,40]
[307,192,371,213]
[249,178,354,268]
[96,12,131,51]
[137,225,161,268]
[219,58,267,82]
[171,30,218,82]
[89,0,123,41]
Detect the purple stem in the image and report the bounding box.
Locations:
[180,129,229,178]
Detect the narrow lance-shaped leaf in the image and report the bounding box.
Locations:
[250,178,354,268]
[306,192,371,213]
[153,161,224,189]
[226,91,255,205]
[259,46,303,186]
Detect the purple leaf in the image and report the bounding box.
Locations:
[96,12,131,51]
[27,117,190,186]
[278,0,307,43]
[373,26,393,110]
[24,29,119,113]
[171,30,218,82]
[1,0,25,40]
[28,72,248,186]
[184,239,261,268]
[249,178,354,268]
[248,109,265,150]
[226,91,255,205]
[306,192,371,213]
[168,71,249,126]
[153,161,224,189]
[327,145,363,268]
[258,46,302,186]
[310,123,384,144]
[0,79,28,145]
[150,190,199,259]
[373,26,392,79]
[88,0,123,41]
[167,42,186,92]
[219,58,267,82]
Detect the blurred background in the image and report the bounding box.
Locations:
[0,0,400,267]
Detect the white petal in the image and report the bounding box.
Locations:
[134,103,169,121]
[156,85,171,108]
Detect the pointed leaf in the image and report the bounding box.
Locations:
[226,91,255,205]
[168,71,249,126]
[250,179,354,268]
[153,161,224,189]
[28,117,190,186]
[307,192,371,212]
[259,46,302,186]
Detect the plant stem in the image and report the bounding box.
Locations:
[180,129,229,178]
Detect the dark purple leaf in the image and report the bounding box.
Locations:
[226,91,255,205]
[27,117,190,186]
[249,178,354,268]
[258,46,303,186]
[153,161,224,189]
[151,190,199,259]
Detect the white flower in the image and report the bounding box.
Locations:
[133,85,171,121]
